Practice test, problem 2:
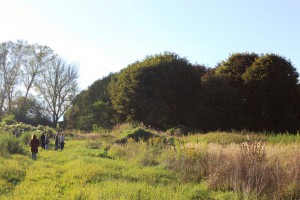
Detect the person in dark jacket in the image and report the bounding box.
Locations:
[30,134,40,160]
[54,132,59,150]
[40,132,46,149]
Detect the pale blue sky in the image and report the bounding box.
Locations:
[1,0,299,89]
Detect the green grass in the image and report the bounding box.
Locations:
[180,131,300,145]
[266,133,300,144]
[1,125,299,199]
[0,140,221,200]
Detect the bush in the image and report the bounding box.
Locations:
[0,123,56,139]
[0,134,24,156]
[164,142,209,183]
[108,144,127,159]
[20,132,32,145]
[1,114,17,125]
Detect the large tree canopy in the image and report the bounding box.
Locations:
[64,73,115,130]
[242,54,299,131]
[215,52,259,87]
[64,51,300,133]
[35,57,79,127]
[12,95,51,126]
[109,52,203,130]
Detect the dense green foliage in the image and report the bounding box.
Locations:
[242,54,299,132]
[0,134,24,156]
[214,53,300,132]
[64,73,115,131]
[65,52,300,133]
[0,121,55,153]
[215,52,259,87]
[109,52,203,130]
[12,96,51,126]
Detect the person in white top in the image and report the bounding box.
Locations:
[45,133,50,150]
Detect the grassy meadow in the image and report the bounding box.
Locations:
[0,124,300,200]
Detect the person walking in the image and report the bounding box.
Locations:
[40,132,46,149]
[55,132,59,150]
[60,133,65,151]
[45,133,50,150]
[30,134,40,160]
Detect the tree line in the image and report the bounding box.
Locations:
[65,52,300,133]
[0,41,79,127]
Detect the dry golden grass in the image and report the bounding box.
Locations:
[160,140,300,199]
[63,126,300,199]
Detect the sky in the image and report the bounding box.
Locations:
[0,0,299,90]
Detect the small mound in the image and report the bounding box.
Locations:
[115,128,159,144]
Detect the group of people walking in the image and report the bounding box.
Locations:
[29,132,65,160]
[54,132,65,151]
[40,132,50,150]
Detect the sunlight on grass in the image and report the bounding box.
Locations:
[1,140,216,200]
[1,129,299,200]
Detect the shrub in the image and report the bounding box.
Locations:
[20,132,32,145]
[164,142,209,182]
[1,114,17,125]
[0,134,24,156]
[108,144,127,159]
[43,126,55,136]
[0,123,56,139]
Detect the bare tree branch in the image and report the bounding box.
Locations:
[35,56,79,127]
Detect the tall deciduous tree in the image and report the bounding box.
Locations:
[35,57,78,127]
[22,44,54,100]
[0,40,26,113]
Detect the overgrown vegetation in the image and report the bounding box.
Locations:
[1,43,300,198]
[1,123,299,199]
[0,120,55,157]
[0,134,25,157]
[65,52,300,133]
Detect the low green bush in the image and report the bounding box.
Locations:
[0,122,56,139]
[0,134,25,156]
[20,132,32,145]
[1,114,17,125]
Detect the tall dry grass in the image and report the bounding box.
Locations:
[102,126,300,199]
[162,140,300,199]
